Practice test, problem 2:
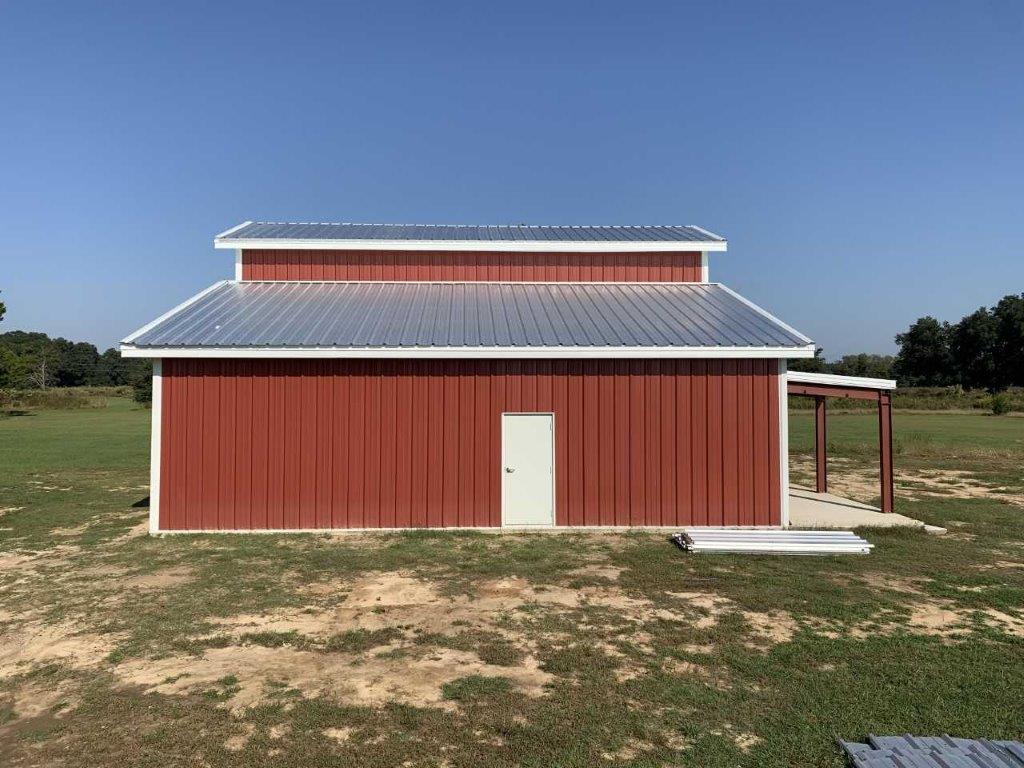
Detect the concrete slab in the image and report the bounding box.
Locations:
[788,486,944,533]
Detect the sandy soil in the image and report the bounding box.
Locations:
[790,457,1024,506]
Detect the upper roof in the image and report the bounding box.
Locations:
[121,280,812,358]
[214,221,728,252]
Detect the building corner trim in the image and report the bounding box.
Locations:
[149,359,163,535]
[778,359,790,527]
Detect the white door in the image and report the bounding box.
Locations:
[502,413,555,527]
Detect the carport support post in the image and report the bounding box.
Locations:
[879,390,894,512]
[814,396,827,493]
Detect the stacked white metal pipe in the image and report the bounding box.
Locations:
[673,528,872,555]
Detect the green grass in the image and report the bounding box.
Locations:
[1,396,1023,767]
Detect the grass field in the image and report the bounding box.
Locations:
[1,399,1023,766]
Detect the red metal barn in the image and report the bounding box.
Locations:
[121,222,817,533]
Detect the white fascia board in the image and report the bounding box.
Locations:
[786,371,897,390]
[214,238,728,253]
[121,281,230,346]
[120,344,817,360]
[716,283,814,346]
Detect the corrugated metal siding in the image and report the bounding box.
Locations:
[223,222,723,244]
[127,282,811,350]
[242,249,704,282]
[158,359,781,530]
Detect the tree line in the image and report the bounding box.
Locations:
[0,330,149,390]
[791,293,1024,391]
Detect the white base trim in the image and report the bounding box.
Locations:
[151,524,783,536]
[149,359,162,535]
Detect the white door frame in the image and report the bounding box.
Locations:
[500,412,556,527]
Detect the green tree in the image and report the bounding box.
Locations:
[789,347,828,373]
[0,289,5,322]
[53,340,100,387]
[831,353,894,379]
[95,347,149,386]
[993,293,1024,388]
[893,316,953,386]
[951,307,998,390]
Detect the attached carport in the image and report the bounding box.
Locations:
[785,371,897,513]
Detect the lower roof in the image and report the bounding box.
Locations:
[786,371,897,390]
[121,281,814,359]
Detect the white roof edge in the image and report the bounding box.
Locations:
[716,283,814,345]
[212,221,253,241]
[120,343,817,360]
[786,371,897,390]
[213,237,728,253]
[121,281,231,345]
[686,224,726,241]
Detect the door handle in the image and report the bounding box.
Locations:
[505,467,515,473]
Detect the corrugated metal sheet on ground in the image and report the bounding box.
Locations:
[840,735,1024,768]
[674,528,872,554]
[218,221,724,243]
[125,281,811,349]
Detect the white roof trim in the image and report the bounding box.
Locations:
[121,344,816,360]
[122,281,230,344]
[786,371,897,390]
[716,284,814,345]
[214,237,727,253]
[212,220,253,240]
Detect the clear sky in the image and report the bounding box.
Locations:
[1,1,1021,358]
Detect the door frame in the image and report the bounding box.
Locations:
[500,412,556,528]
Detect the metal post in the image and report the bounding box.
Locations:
[814,396,827,493]
[879,391,894,512]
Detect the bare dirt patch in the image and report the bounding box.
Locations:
[116,644,551,712]
[223,723,256,752]
[854,573,930,595]
[602,738,655,761]
[52,523,90,537]
[121,566,195,590]
[567,564,624,582]
[111,519,150,543]
[0,618,124,678]
[791,457,1023,506]
[323,726,354,744]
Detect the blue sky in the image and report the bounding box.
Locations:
[1,1,1021,357]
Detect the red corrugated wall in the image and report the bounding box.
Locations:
[158,359,780,530]
[241,249,704,282]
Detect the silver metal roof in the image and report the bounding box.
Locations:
[841,735,1024,768]
[216,221,725,244]
[123,281,811,352]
